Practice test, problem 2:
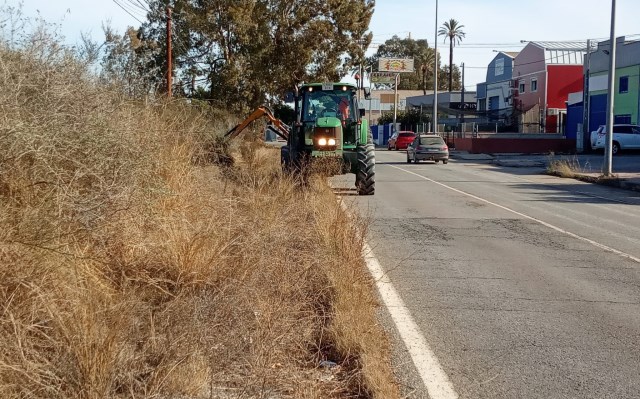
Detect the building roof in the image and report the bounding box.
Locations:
[529,41,588,65]
[501,51,519,58]
[406,91,477,107]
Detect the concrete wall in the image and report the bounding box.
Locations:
[454,137,576,154]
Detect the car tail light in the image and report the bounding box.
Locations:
[441,146,448,150]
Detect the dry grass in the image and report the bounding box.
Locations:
[546,154,587,178]
[0,26,399,399]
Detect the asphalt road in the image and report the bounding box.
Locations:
[333,149,640,399]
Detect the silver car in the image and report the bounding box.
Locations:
[407,134,449,164]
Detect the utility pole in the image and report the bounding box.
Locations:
[393,73,399,134]
[583,39,592,153]
[604,0,617,176]
[460,62,465,129]
[166,6,173,98]
[433,0,439,133]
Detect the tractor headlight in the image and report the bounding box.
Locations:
[317,138,328,146]
[328,138,336,146]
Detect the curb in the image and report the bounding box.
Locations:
[547,171,640,193]
[492,159,546,168]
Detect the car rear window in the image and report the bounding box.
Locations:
[399,133,415,137]
[419,137,445,145]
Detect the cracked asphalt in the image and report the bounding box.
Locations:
[333,149,640,399]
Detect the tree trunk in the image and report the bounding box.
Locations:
[422,67,427,95]
[448,40,453,92]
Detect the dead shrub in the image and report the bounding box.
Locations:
[0,14,399,399]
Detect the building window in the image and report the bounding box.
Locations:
[531,78,538,92]
[519,82,526,94]
[489,96,500,111]
[614,114,632,124]
[478,98,486,111]
[619,76,629,93]
[494,58,505,77]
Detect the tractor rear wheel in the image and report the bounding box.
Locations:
[356,143,375,195]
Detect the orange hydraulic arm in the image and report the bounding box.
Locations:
[225,106,290,141]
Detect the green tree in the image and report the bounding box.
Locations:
[440,65,461,91]
[438,19,466,92]
[101,26,161,97]
[377,108,430,130]
[136,0,374,111]
[368,35,442,93]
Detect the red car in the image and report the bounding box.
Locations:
[387,131,416,150]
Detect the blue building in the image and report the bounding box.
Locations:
[476,51,519,121]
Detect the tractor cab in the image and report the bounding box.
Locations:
[296,83,360,153]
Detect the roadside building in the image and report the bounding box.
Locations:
[476,51,519,123]
[406,91,478,131]
[512,41,586,133]
[586,36,640,132]
[360,89,426,125]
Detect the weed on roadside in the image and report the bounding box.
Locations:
[0,19,399,399]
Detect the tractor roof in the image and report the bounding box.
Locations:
[301,82,357,90]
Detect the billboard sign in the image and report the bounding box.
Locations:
[370,72,398,84]
[378,58,415,73]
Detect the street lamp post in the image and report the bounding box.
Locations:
[433,0,439,133]
[393,73,399,135]
[604,0,617,176]
[367,65,373,126]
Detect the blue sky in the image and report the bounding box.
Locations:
[17,0,640,88]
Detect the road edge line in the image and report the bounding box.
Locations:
[339,200,459,399]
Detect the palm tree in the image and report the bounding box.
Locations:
[419,49,436,95]
[438,19,466,92]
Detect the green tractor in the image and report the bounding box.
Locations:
[281,82,375,195]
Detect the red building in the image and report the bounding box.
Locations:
[512,42,586,133]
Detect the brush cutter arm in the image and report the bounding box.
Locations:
[225,106,290,141]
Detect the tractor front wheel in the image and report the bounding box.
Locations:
[356,143,375,195]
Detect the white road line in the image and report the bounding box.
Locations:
[389,164,640,264]
[340,200,459,399]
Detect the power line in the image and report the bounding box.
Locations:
[122,0,149,13]
[114,0,146,17]
[464,51,592,70]
[131,0,151,11]
[368,34,640,50]
[112,0,145,23]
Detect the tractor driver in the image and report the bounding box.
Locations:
[338,97,350,125]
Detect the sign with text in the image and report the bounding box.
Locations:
[370,72,398,84]
[449,102,478,111]
[378,58,415,73]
